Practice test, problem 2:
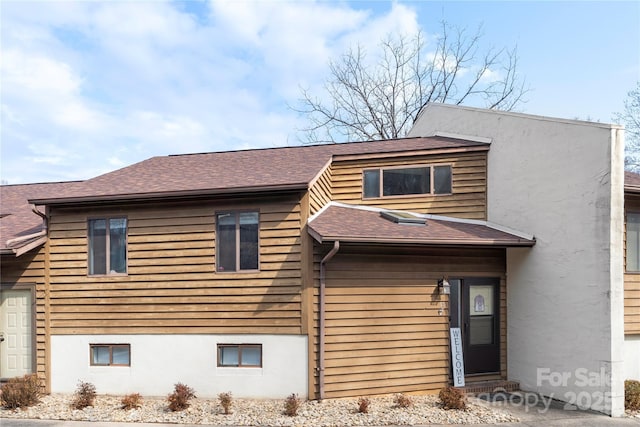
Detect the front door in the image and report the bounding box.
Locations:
[0,288,33,379]
[449,278,500,375]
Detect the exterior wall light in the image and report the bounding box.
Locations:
[438,278,451,295]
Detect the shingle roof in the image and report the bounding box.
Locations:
[29,136,488,205]
[308,203,535,247]
[625,171,640,192]
[0,181,83,253]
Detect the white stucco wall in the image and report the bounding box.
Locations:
[624,336,640,380]
[409,103,626,416]
[51,334,308,398]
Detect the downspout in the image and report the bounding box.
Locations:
[5,207,49,253]
[319,240,339,400]
[32,206,48,226]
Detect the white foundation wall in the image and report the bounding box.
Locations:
[51,334,308,398]
[409,104,625,416]
[624,336,640,380]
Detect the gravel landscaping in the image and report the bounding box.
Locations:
[0,393,520,426]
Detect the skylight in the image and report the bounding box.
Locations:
[380,211,427,225]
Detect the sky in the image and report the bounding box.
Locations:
[1,0,639,185]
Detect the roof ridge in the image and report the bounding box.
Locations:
[164,135,470,158]
[422,103,622,129]
[1,180,84,187]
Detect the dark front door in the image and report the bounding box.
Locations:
[461,278,500,374]
[449,278,501,376]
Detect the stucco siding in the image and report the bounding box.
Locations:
[50,334,308,398]
[409,103,625,416]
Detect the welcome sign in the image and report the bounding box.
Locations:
[450,327,465,387]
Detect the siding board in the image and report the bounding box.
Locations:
[624,195,640,335]
[0,248,47,390]
[330,153,487,219]
[309,165,333,215]
[47,197,305,336]
[313,246,506,399]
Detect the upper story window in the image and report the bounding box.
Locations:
[363,165,452,198]
[88,218,127,275]
[627,212,640,272]
[216,212,259,272]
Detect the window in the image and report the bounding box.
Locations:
[363,165,452,198]
[90,344,130,366]
[434,165,453,194]
[217,344,262,367]
[216,212,259,272]
[627,212,640,271]
[88,218,127,275]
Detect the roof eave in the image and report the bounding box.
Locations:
[625,185,640,194]
[310,234,535,247]
[29,182,309,206]
[11,236,47,257]
[332,145,489,162]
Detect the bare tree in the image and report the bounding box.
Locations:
[296,22,528,143]
[616,82,640,171]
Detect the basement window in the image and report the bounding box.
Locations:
[217,344,262,367]
[90,344,130,366]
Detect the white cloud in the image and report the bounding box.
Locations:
[479,67,501,82]
[0,0,424,184]
[1,49,105,131]
[2,50,80,94]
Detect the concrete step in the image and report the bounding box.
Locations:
[458,380,520,395]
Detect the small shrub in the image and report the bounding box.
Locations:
[121,393,143,410]
[71,381,97,410]
[218,391,232,415]
[438,385,467,410]
[0,374,41,409]
[167,383,196,412]
[357,396,370,414]
[394,393,413,409]
[284,393,301,416]
[626,380,640,411]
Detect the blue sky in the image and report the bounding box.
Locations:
[1,1,638,184]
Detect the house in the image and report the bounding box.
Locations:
[623,171,640,378]
[408,103,628,416]
[1,181,83,383]
[0,104,635,417]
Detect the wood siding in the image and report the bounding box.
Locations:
[625,195,640,334]
[311,245,506,399]
[0,248,47,389]
[330,152,487,220]
[309,165,333,215]
[46,196,304,335]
